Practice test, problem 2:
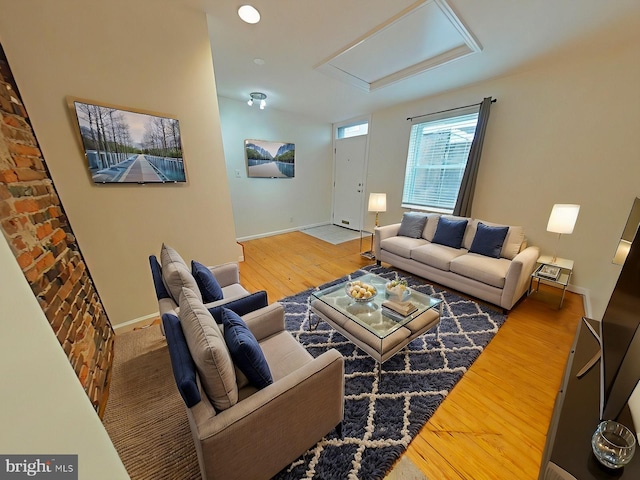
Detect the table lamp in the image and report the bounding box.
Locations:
[368,193,387,227]
[547,204,580,263]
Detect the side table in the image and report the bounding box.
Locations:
[529,255,574,308]
[360,229,375,259]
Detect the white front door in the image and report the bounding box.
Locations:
[332,135,367,231]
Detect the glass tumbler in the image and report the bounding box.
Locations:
[591,420,637,468]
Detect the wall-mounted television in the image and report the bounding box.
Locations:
[69,97,186,184]
[599,211,640,421]
[244,139,295,178]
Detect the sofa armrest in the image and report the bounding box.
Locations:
[374,223,401,258]
[208,262,241,288]
[189,349,344,479]
[242,302,285,341]
[501,246,540,309]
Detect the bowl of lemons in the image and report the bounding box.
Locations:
[385,279,411,301]
[345,280,377,302]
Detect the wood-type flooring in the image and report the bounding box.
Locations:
[239,231,585,480]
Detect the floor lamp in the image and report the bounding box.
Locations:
[547,204,580,263]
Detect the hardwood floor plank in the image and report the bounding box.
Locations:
[237,231,585,480]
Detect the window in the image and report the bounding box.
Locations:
[337,121,368,139]
[402,110,479,213]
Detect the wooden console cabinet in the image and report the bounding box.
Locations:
[539,318,639,479]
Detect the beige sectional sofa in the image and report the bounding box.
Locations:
[374,213,539,311]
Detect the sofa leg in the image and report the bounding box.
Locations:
[376,260,381,266]
[335,421,343,439]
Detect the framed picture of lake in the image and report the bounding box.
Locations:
[244,139,295,178]
[68,97,187,184]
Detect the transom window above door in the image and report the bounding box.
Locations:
[337,121,369,139]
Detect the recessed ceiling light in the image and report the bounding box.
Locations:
[253,58,265,66]
[238,5,260,24]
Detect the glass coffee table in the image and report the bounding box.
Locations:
[310,273,442,375]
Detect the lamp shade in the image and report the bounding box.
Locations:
[547,204,580,234]
[613,239,632,265]
[368,193,387,212]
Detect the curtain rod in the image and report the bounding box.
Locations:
[407,98,497,122]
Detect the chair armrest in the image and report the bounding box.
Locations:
[242,302,285,341]
[208,262,240,288]
[374,223,401,258]
[501,246,540,309]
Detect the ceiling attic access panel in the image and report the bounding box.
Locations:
[314,0,481,92]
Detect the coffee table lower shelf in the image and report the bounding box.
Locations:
[310,299,441,378]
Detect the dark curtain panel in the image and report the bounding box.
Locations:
[453,96,493,217]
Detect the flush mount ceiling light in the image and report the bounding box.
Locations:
[247,92,267,109]
[238,5,260,24]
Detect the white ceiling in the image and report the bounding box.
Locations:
[201,0,640,124]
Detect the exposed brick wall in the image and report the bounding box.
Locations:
[0,47,114,417]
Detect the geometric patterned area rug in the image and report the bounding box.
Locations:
[274,264,507,480]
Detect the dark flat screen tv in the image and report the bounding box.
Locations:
[599,226,640,421]
[245,139,295,178]
[70,98,186,184]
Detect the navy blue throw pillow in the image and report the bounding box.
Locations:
[208,291,268,324]
[191,260,224,303]
[431,217,468,249]
[469,222,509,258]
[221,308,273,389]
[162,313,201,408]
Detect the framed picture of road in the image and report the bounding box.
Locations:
[68,97,187,184]
[244,139,295,178]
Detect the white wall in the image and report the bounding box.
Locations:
[0,0,241,326]
[365,29,640,319]
[0,233,129,477]
[217,96,333,239]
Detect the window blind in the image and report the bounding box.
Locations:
[402,112,479,212]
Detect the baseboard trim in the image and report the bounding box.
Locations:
[568,284,592,318]
[113,312,159,334]
[236,222,330,242]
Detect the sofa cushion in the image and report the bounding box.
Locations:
[397,212,430,238]
[221,308,273,389]
[163,262,202,304]
[192,260,224,303]
[466,219,525,260]
[161,245,202,303]
[178,287,238,411]
[410,243,467,271]
[258,331,314,382]
[208,291,269,323]
[469,222,509,259]
[450,253,511,288]
[149,255,171,300]
[380,236,428,259]
[161,313,201,408]
[432,217,468,249]
[161,243,188,269]
[422,213,441,241]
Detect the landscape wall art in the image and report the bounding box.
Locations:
[244,139,295,178]
[70,98,187,184]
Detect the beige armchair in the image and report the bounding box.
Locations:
[162,300,345,480]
